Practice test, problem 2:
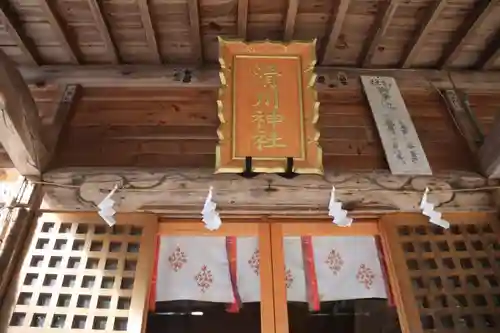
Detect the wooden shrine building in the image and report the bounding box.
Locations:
[1,0,500,333]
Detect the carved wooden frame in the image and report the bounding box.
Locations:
[216,38,323,174]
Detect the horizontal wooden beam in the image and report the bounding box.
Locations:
[18,65,500,91]
[41,168,496,218]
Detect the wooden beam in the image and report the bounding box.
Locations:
[0,2,40,65]
[359,0,399,67]
[187,0,203,64]
[44,84,81,152]
[39,0,79,64]
[442,89,483,154]
[476,28,500,70]
[137,0,161,64]
[0,50,48,176]
[41,168,495,217]
[284,0,299,42]
[321,0,351,65]
[400,0,448,68]
[86,0,119,64]
[18,65,500,92]
[237,0,249,39]
[479,115,500,178]
[438,0,497,68]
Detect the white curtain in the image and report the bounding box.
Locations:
[155,235,387,303]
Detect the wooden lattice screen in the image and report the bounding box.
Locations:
[0,213,157,333]
[380,213,500,333]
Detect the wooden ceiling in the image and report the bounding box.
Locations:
[2,0,500,70]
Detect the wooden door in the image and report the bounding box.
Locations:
[269,221,394,333]
[0,212,157,333]
[379,212,500,333]
[149,222,275,333]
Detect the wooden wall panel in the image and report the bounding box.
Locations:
[467,93,500,137]
[51,85,478,172]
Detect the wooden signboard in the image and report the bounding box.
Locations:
[216,38,323,174]
[361,76,432,175]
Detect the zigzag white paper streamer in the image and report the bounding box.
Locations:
[328,186,352,227]
[98,185,118,227]
[420,187,450,229]
[201,186,222,231]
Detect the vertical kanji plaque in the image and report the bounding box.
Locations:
[216,38,323,174]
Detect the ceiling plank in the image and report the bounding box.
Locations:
[284,0,299,41]
[400,0,448,68]
[237,0,249,39]
[187,0,203,64]
[476,28,500,69]
[438,0,497,68]
[86,0,119,64]
[321,0,351,65]
[0,2,40,65]
[359,0,400,67]
[39,0,79,64]
[138,0,161,64]
[0,50,49,175]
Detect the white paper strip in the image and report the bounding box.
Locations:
[328,186,353,227]
[420,187,450,229]
[201,186,222,231]
[361,76,432,175]
[97,185,118,227]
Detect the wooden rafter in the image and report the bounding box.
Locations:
[86,0,119,64]
[187,0,203,64]
[284,0,299,41]
[438,0,497,68]
[0,50,48,175]
[321,0,351,65]
[359,0,399,67]
[138,0,161,64]
[476,28,500,69]
[39,0,79,64]
[400,0,448,68]
[237,0,249,39]
[0,2,40,65]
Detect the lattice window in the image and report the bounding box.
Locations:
[381,213,500,333]
[0,213,157,333]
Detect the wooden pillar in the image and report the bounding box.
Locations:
[479,114,500,178]
[0,179,42,302]
[0,50,48,176]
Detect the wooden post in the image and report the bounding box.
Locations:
[0,179,43,302]
[479,114,500,178]
[0,50,49,176]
